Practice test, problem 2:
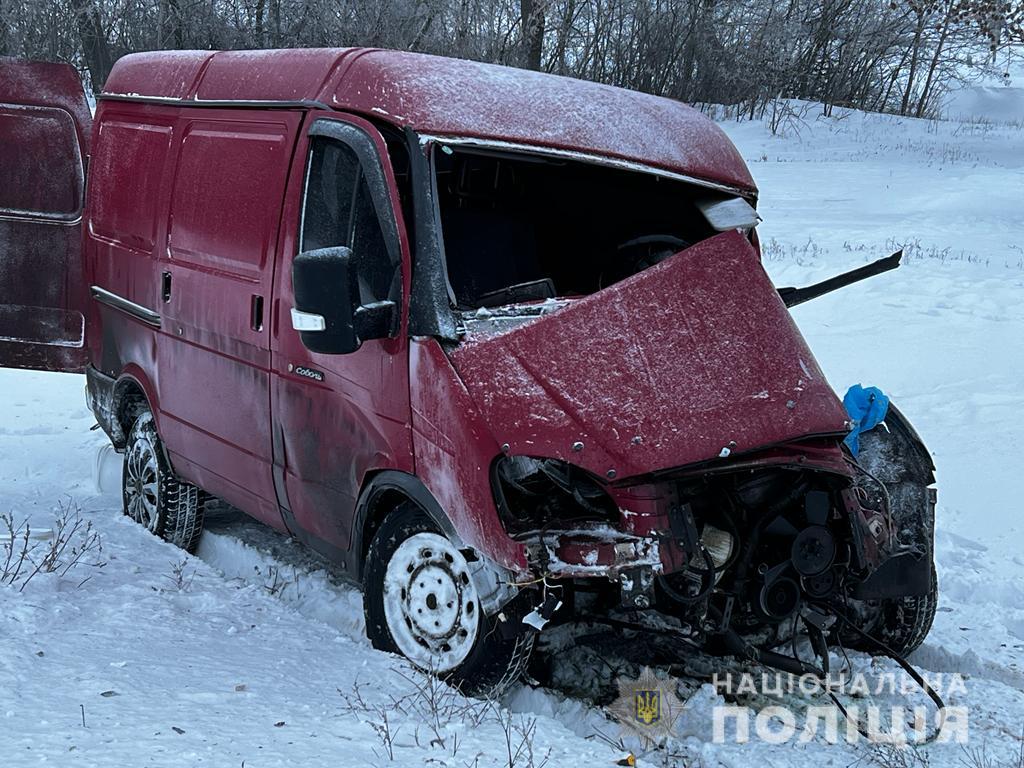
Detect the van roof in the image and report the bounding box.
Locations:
[103,48,755,194]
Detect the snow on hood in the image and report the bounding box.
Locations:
[448,230,848,481]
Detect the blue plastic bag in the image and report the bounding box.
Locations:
[842,384,889,457]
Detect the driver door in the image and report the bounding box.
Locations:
[271,114,413,562]
[0,59,92,372]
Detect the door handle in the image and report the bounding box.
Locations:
[250,294,264,332]
[161,271,172,303]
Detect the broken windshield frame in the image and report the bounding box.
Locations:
[425,138,759,322]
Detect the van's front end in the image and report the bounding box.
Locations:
[0,47,938,697]
[399,136,937,685]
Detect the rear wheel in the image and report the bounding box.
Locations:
[122,410,205,552]
[363,504,533,696]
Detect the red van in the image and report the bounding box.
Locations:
[0,49,936,693]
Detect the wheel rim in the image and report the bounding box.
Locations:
[382,532,481,673]
[124,435,160,532]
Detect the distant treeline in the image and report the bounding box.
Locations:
[1,0,1021,118]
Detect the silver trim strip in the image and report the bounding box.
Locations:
[0,212,82,226]
[91,286,161,328]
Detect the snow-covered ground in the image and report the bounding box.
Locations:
[943,55,1024,125]
[2,101,1023,766]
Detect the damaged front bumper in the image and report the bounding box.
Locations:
[524,525,669,609]
[500,442,929,632]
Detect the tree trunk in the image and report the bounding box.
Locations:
[169,0,184,48]
[520,0,545,70]
[270,0,281,47]
[900,11,927,116]
[915,10,951,118]
[255,0,266,47]
[0,0,9,56]
[879,44,912,113]
[552,0,576,74]
[74,0,113,92]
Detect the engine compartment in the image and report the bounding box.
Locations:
[493,434,931,676]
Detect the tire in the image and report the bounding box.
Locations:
[849,565,938,657]
[122,410,205,552]
[842,403,938,658]
[363,504,533,696]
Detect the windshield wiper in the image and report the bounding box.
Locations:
[777,250,902,308]
[474,278,557,309]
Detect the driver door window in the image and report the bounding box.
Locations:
[300,137,398,305]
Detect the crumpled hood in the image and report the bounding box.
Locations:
[448,230,848,481]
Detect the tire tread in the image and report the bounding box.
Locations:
[124,411,206,553]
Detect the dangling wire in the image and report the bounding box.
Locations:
[822,605,947,744]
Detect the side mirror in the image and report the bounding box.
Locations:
[291,246,397,355]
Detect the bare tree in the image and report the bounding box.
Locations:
[74,0,114,90]
[1,0,1012,118]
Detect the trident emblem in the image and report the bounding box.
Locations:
[634,689,661,726]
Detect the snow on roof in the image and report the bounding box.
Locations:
[103,48,755,193]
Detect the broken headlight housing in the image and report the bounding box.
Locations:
[491,456,619,536]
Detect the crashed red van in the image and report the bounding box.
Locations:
[1,49,936,693]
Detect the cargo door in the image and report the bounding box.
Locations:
[156,109,302,530]
[0,58,91,371]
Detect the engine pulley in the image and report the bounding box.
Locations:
[791,525,836,577]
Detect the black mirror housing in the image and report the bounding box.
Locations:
[292,246,399,355]
[293,247,361,354]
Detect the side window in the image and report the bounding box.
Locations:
[0,104,83,218]
[300,136,398,304]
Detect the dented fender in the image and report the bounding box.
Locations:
[409,338,529,573]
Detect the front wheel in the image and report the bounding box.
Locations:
[122,410,205,552]
[846,564,938,657]
[363,504,533,696]
[843,403,937,657]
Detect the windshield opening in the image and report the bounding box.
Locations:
[434,145,753,311]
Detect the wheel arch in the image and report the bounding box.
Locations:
[350,470,463,583]
[110,376,148,448]
[109,369,158,449]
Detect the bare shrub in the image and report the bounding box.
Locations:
[768,99,814,137]
[0,513,34,586]
[369,706,399,761]
[853,741,932,768]
[1,500,104,591]
[253,563,298,598]
[338,664,549,766]
[164,558,195,591]
[959,724,1024,768]
[488,701,551,768]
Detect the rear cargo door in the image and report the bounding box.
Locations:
[0,58,91,372]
